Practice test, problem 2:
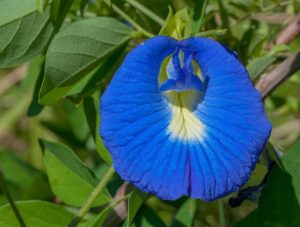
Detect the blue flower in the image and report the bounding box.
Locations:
[100,36,272,201]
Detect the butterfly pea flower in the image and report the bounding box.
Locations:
[100,36,272,201]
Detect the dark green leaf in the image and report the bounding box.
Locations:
[190,0,208,34]
[83,96,112,164]
[124,188,148,227]
[50,0,74,30]
[235,142,300,226]
[249,142,300,226]
[0,200,73,227]
[0,0,54,68]
[27,60,45,116]
[40,140,111,207]
[39,17,133,105]
[131,206,167,227]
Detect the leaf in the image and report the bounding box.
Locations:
[0,200,73,227]
[131,206,166,227]
[0,0,54,68]
[0,150,53,204]
[124,188,148,227]
[40,140,111,207]
[27,59,45,117]
[190,0,208,34]
[84,205,113,227]
[234,210,257,227]
[195,29,228,37]
[159,7,191,38]
[247,55,276,79]
[237,142,300,226]
[83,96,112,164]
[36,0,50,13]
[50,0,74,30]
[171,199,196,227]
[39,17,133,105]
[256,141,300,226]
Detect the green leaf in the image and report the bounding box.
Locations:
[234,210,257,227]
[0,151,53,204]
[27,59,45,117]
[84,205,113,227]
[195,29,228,37]
[248,142,300,226]
[190,0,208,34]
[83,96,112,164]
[159,7,191,39]
[247,55,276,79]
[235,142,300,226]
[0,200,73,227]
[36,0,50,13]
[131,206,166,227]
[0,0,54,68]
[39,17,133,105]
[40,140,111,207]
[50,0,74,30]
[171,199,196,227]
[124,188,148,227]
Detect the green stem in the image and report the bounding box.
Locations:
[68,166,115,227]
[103,0,154,38]
[218,200,225,227]
[0,170,26,227]
[125,0,164,26]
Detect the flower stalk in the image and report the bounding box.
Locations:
[68,166,115,227]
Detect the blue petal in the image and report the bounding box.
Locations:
[100,36,272,201]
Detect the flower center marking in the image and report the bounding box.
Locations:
[159,49,206,142]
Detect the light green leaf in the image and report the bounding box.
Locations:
[247,55,276,79]
[0,200,73,227]
[171,199,196,227]
[0,150,53,204]
[83,97,112,164]
[195,29,228,37]
[124,188,148,227]
[39,17,133,105]
[0,0,54,68]
[41,140,111,207]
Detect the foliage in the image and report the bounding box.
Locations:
[0,0,300,226]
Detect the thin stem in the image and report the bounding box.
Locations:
[0,170,26,227]
[218,200,225,227]
[68,166,115,227]
[125,0,164,26]
[103,0,154,38]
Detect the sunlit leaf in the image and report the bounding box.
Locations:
[0,200,73,227]
[41,140,111,207]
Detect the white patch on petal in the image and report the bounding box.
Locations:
[165,90,205,142]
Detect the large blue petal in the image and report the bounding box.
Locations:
[100,36,272,201]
